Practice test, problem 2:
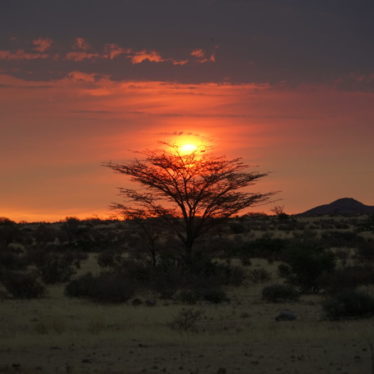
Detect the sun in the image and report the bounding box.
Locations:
[179,143,198,155]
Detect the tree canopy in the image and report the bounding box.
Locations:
[105,145,271,264]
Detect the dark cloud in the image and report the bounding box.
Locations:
[1,0,373,89]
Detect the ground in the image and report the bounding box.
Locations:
[1,216,373,373]
[1,273,373,373]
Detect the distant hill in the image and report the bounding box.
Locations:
[298,198,374,216]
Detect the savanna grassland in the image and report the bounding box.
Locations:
[1,214,374,374]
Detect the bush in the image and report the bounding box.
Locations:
[229,222,246,234]
[37,254,77,284]
[262,284,300,303]
[241,237,288,260]
[319,266,374,293]
[97,250,124,268]
[200,287,229,303]
[321,231,362,248]
[356,241,374,261]
[65,272,137,303]
[2,271,45,299]
[65,273,96,298]
[175,289,200,304]
[169,308,205,332]
[0,246,28,272]
[149,258,244,298]
[240,257,252,266]
[248,268,271,283]
[322,290,374,320]
[279,240,336,293]
[175,286,229,304]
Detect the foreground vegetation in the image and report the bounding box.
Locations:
[0,213,374,373]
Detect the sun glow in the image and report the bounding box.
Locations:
[179,143,198,155]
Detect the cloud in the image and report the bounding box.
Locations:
[0,49,49,60]
[191,48,216,63]
[0,38,208,70]
[32,38,53,52]
[334,73,374,92]
[65,51,100,61]
[104,43,132,59]
[67,71,99,82]
[130,50,164,64]
[74,37,90,50]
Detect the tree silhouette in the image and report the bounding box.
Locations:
[105,145,271,266]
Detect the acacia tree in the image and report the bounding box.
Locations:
[105,145,271,266]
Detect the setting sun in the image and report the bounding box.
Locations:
[179,143,198,155]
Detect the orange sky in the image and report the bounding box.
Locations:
[1,71,373,221]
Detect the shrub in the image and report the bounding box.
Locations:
[322,290,374,320]
[0,246,28,272]
[200,287,229,303]
[279,240,336,293]
[2,271,45,299]
[175,286,228,304]
[150,258,244,298]
[320,231,362,248]
[248,268,271,283]
[169,308,205,332]
[65,272,136,303]
[356,241,374,261]
[97,250,124,268]
[240,257,252,266]
[229,222,246,234]
[319,266,374,293]
[241,237,288,260]
[262,284,299,303]
[65,273,96,298]
[37,254,77,284]
[175,289,200,304]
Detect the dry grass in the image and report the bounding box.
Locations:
[1,277,374,373]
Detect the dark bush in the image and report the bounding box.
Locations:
[279,240,336,293]
[65,272,136,303]
[0,246,28,272]
[175,286,228,304]
[319,266,374,293]
[199,287,229,303]
[355,241,374,261]
[2,271,45,299]
[262,284,299,302]
[176,289,200,304]
[92,273,136,303]
[229,222,246,234]
[0,218,21,247]
[240,257,252,266]
[37,254,77,284]
[27,245,82,284]
[320,231,362,248]
[65,273,96,298]
[248,268,271,283]
[322,290,374,320]
[241,237,289,260]
[97,250,124,268]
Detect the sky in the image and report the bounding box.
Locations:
[0,0,373,221]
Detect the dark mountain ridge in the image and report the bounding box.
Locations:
[298,198,374,216]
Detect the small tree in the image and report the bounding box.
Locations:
[105,145,271,266]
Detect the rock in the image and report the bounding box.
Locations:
[275,310,297,321]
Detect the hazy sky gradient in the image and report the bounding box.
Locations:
[1,0,373,221]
